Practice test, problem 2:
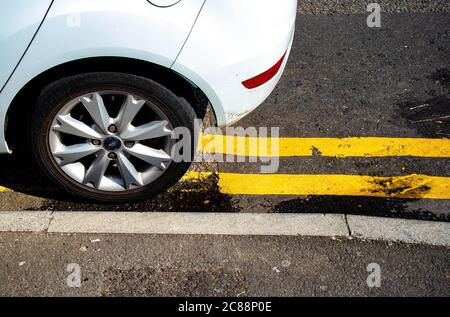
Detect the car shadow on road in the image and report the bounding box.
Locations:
[0,152,59,197]
[271,195,450,222]
[0,152,239,212]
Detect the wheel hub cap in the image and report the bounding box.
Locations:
[104,136,122,151]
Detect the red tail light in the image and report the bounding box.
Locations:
[242,52,287,89]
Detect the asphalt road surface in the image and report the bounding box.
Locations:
[0,232,449,296]
[0,1,449,222]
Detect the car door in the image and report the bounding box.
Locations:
[0,0,53,91]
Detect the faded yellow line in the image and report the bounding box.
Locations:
[184,172,450,199]
[200,135,450,157]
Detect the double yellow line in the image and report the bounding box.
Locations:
[195,135,450,199]
[1,136,449,199]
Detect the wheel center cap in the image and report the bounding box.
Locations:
[104,137,122,151]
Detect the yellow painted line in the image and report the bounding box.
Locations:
[184,172,450,199]
[199,134,450,157]
[0,186,11,192]
[2,173,448,200]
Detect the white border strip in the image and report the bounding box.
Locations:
[0,212,449,246]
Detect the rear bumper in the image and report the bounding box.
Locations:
[172,0,297,126]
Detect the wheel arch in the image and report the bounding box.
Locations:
[5,56,213,153]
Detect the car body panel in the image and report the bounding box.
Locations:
[172,0,297,126]
[0,0,205,153]
[0,0,297,154]
[0,0,53,91]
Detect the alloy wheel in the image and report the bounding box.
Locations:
[48,91,174,192]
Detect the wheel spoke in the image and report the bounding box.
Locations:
[116,95,146,132]
[83,150,109,188]
[53,114,103,139]
[80,92,111,133]
[125,143,171,171]
[120,120,172,141]
[117,152,143,189]
[53,143,100,166]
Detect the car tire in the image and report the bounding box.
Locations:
[30,72,196,203]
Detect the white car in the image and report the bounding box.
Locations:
[0,0,296,202]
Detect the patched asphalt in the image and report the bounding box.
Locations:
[0,3,449,220]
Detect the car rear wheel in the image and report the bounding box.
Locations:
[31,72,196,203]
